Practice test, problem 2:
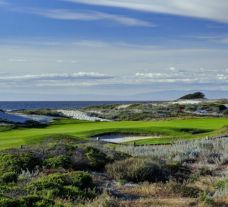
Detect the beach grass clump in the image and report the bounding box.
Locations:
[116,137,227,164]
[77,192,121,207]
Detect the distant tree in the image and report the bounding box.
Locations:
[218,104,227,111]
[179,92,206,100]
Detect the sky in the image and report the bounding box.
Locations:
[0,0,228,101]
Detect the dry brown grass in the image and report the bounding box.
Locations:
[189,176,216,192]
[121,197,196,207]
[214,196,228,207]
[77,192,121,207]
[116,182,197,207]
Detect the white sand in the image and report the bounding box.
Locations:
[171,100,204,105]
[96,134,159,143]
[117,104,131,109]
[57,110,109,122]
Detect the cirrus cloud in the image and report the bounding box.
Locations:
[26,8,154,27]
[0,72,114,81]
[65,0,228,23]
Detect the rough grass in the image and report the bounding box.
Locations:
[0,118,227,149]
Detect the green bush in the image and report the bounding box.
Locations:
[0,172,18,183]
[0,152,42,173]
[0,153,21,173]
[106,158,169,182]
[18,153,42,171]
[44,155,71,169]
[0,197,19,207]
[215,178,228,190]
[26,172,94,200]
[85,147,110,171]
[199,192,214,206]
[20,195,55,207]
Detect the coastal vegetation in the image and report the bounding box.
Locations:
[0,136,227,206]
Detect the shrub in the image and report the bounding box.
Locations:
[20,195,55,207]
[0,197,19,207]
[0,152,42,173]
[199,192,214,206]
[172,184,201,198]
[215,178,228,191]
[85,147,110,171]
[44,155,71,169]
[0,172,18,183]
[106,158,169,182]
[26,172,95,200]
[78,192,121,207]
[165,162,191,182]
[18,153,42,171]
[0,153,21,173]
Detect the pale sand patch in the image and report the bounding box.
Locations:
[57,110,109,122]
[96,134,160,143]
[171,100,204,105]
[117,104,131,109]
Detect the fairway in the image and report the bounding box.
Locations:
[0,118,227,149]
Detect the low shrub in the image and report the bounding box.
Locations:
[0,172,18,183]
[20,195,55,207]
[78,192,121,207]
[0,153,21,173]
[165,162,191,182]
[44,155,71,169]
[26,172,95,201]
[106,157,169,182]
[172,183,201,198]
[215,178,228,191]
[0,152,42,173]
[85,147,110,171]
[199,192,214,206]
[0,197,19,207]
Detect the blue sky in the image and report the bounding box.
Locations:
[0,0,228,100]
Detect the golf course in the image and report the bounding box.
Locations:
[0,117,227,149]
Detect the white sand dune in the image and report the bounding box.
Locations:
[171,100,204,105]
[57,110,109,122]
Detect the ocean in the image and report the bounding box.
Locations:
[0,101,140,111]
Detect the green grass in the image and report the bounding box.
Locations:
[0,118,227,149]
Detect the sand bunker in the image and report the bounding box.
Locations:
[95,133,159,143]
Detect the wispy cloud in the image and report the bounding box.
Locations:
[0,72,114,81]
[65,0,228,23]
[28,8,153,27]
[135,69,228,84]
[0,39,227,99]
[190,35,228,44]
